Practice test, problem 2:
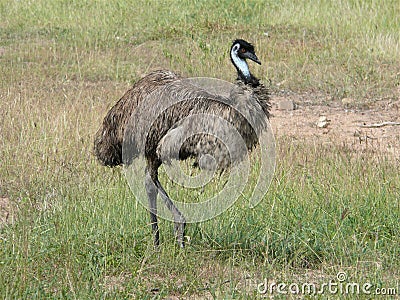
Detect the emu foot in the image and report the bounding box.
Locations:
[174,221,186,248]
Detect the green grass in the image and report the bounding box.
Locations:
[1,0,399,298]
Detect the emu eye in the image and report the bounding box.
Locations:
[240,48,246,53]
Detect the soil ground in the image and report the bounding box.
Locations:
[270,91,400,159]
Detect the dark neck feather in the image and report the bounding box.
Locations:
[237,71,260,87]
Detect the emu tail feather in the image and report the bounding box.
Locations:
[93,118,123,167]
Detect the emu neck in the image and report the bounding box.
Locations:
[230,50,250,80]
[230,51,259,86]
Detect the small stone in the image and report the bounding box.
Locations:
[316,116,330,128]
[277,100,295,111]
[342,98,356,106]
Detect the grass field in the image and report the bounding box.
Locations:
[1,0,399,298]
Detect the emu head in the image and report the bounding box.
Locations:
[230,39,261,84]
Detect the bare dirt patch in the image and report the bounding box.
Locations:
[270,92,400,159]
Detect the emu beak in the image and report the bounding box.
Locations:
[245,52,262,65]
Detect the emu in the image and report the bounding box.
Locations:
[94,39,270,248]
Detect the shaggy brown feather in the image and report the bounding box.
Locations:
[94,70,270,173]
[93,70,179,166]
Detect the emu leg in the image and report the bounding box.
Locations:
[145,171,159,247]
[154,179,186,248]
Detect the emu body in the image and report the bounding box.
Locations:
[94,39,270,247]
